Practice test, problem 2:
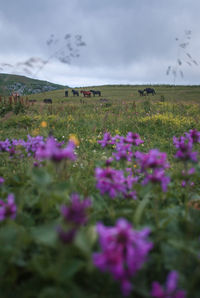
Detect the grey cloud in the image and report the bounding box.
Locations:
[0,0,199,85]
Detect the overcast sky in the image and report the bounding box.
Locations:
[0,0,200,87]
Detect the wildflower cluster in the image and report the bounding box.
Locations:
[135,149,170,192]
[95,167,137,199]
[98,132,143,162]
[173,129,200,187]
[173,136,197,162]
[173,129,200,162]
[0,135,77,163]
[0,135,44,157]
[35,137,76,162]
[93,219,153,296]
[57,193,91,243]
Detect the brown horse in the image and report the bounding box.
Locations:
[80,90,91,97]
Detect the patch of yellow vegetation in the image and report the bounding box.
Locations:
[139,112,195,127]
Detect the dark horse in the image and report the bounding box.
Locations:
[144,88,156,95]
[43,98,52,104]
[90,90,101,96]
[80,90,91,97]
[138,90,145,96]
[72,89,79,96]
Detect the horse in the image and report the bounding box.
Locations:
[80,90,91,97]
[138,90,145,96]
[90,90,101,96]
[43,98,52,104]
[72,89,79,96]
[144,88,156,95]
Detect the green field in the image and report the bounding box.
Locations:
[28,84,200,103]
[0,84,200,297]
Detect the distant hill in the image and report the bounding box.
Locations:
[0,73,67,95]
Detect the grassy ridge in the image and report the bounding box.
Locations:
[0,73,67,95]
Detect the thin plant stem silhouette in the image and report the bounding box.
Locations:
[0,33,86,79]
[166,30,198,84]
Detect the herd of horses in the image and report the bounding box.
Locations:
[66,88,156,98]
[0,87,157,106]
[44,87,157,104]
[66,89,102,97]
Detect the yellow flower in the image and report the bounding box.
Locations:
[115,129,120,135]
[89,138,96,144]
[69,134,80,146]
[67,115,74,122]
[41,121,47,128]
[32,128,40,136]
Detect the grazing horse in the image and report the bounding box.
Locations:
[80,90,91,97]
[43,98,53,104]
[72,89,79,96]
[90,90,101,96]
[144,88,156,95]
[138,90,145,96]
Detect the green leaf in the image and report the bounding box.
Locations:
[31,224,57,247]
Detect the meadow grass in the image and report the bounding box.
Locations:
[0,85,200,297]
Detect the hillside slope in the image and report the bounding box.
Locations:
[0,73,67,95]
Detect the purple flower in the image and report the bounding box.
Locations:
[57,194,91,244]
[113,143,134,162]
[135,150,170,191]
[188,167,195,175]
[61,193,91,226]
[0,136,45,157]
[95,167,126,199]
[135,149,169,171]
[95,167,138,199]
[98,132,115,148]
[124,132,144,146]
[180,167,195,188]
[35,138,76,162]
[24,135,44,155]
[0,139,11,152]
[151,271,186,298]
[143,169,170,192]
[181,180,186,188]
[185,129,200,144]
[98,132,143,152]
[56,226,76,244]
[93,219,153,296]
[173,136,197,162]
[0,194,17,221]
[0,177,4,185]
